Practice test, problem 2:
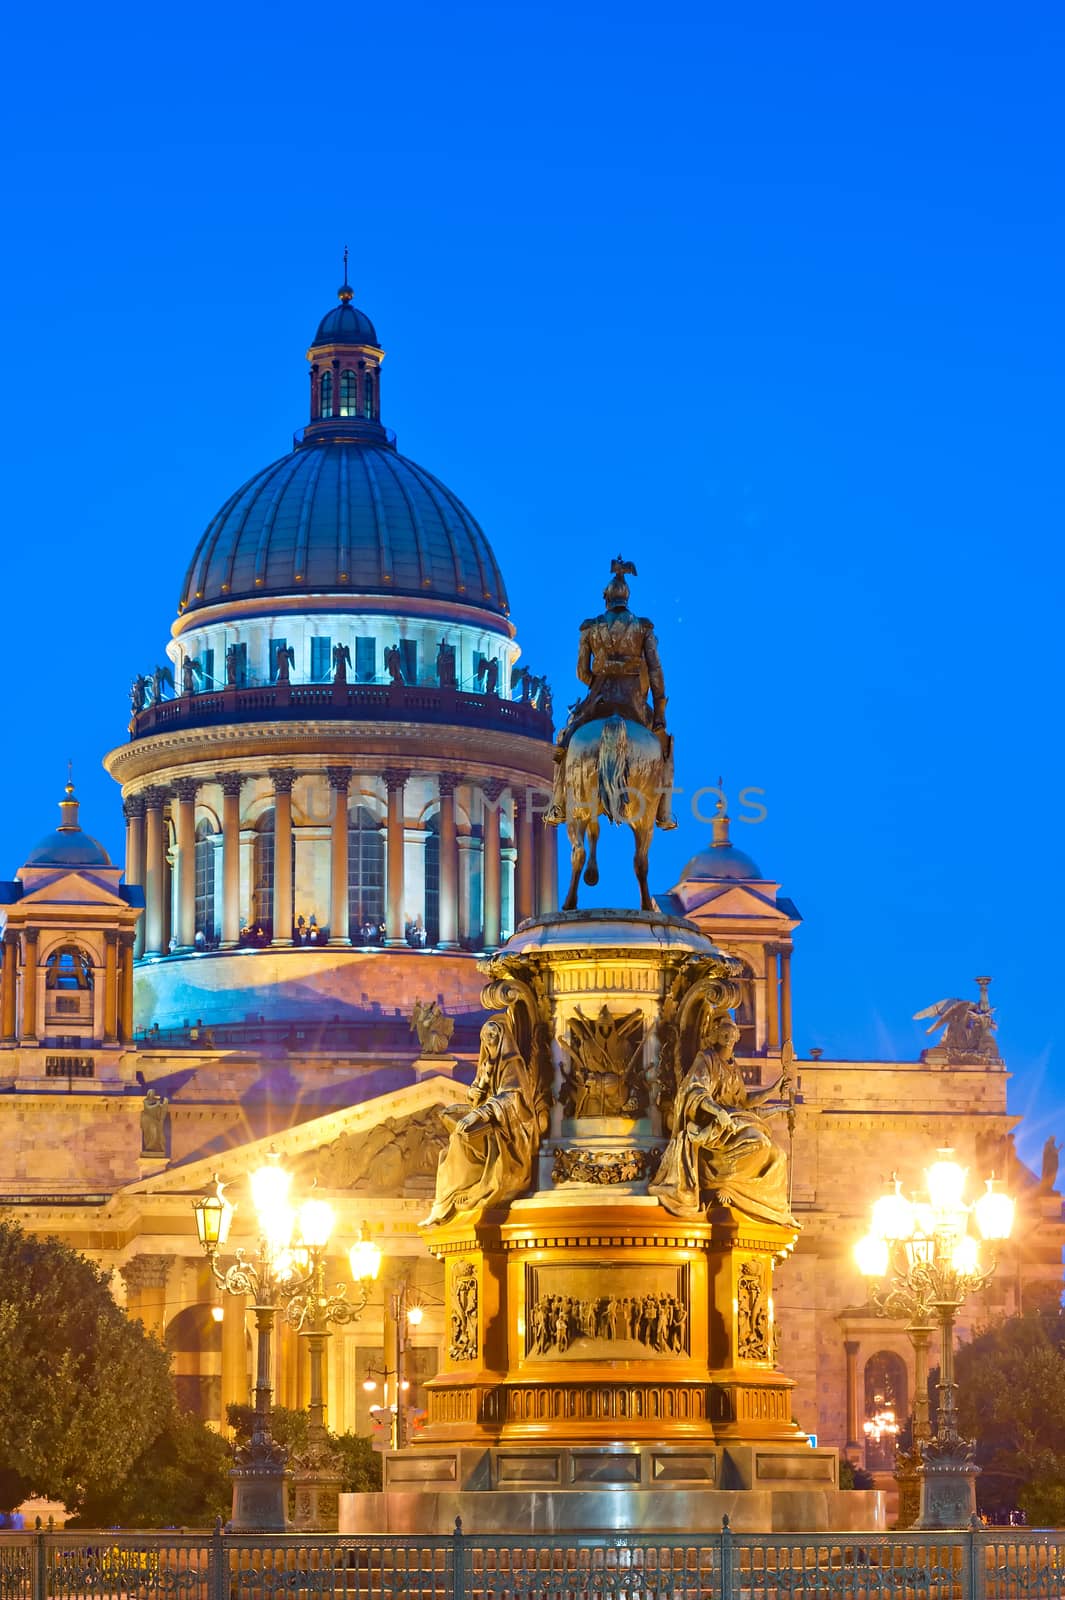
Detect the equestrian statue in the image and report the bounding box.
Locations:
[546,556,676,911]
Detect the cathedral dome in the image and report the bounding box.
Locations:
[679,840,763,881]
[177,281,509,621]
[178,440,509,618]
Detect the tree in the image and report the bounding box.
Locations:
[952,1310,1065,1524]
[225,1406,381,1493]
[0,1223,175,1515]
[70,1407,232,1528]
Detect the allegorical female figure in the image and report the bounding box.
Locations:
[424,1016,539,1226]
[650,1013,794,1228]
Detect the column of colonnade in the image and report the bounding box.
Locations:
[125,768,559,961]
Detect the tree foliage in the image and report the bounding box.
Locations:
[954,1310,1065,1524]
[225,1405,381,1493]
[0,1223,174,1514]
[69,1407,232,1529]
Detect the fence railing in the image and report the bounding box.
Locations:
[1,1523,1064,1600]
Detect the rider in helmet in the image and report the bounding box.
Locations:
[544,557,676,829]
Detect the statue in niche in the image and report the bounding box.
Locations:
[385,644,405,684]
[332,642,351,684]
[1041,1137,1061,1192]
[140,1088,170,1157]
[559,1005,646,1119]
[914,977,1000,1063]
[424,1016,539,1225]
[737,1259,771,1361]
[410,999,454,1056]
[275,644,295,684]
[650,1012,794,1227]
[436,637,457,688]
[449,1262,478,1361]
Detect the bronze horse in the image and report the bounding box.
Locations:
[560,714,671,912]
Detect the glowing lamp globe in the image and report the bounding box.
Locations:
[299,1197,335,1250]
[854,1234,889,1277]
[193,1184,234,1251]
[951,1234,980,1276]
[927,1152,967,1214]
[975,1180,1015,1242]
[406,1302,425,1326]
[870,1180,915,1243]
[250,1156,292,1219]
[349,1235,382,1283]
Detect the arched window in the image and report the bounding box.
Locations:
[45,946,93,990]
[363,370,375,419]
[424,816,440,946]
[252,810,274,935]
[339,370,358,417]
[320,371,334,418]
[195,821,217,943]
[864,1350,908,1472]
[348,805,385,938]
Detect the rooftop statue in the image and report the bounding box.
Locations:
[914,976,1000,1063]
[650,1012,794,1228]
[546,556,675,911]
[410,998,454,1057]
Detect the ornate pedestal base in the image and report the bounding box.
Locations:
[914,1439,979,1530]
[229,1453,290,1532]
[291,1465,342,1532]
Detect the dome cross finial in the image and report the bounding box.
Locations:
[712,780,731,847]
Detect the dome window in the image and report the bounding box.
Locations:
[320,371,334,418]
[364,370,376,419]
[339,370,358,417]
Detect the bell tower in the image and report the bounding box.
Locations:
[0,781,143,1090]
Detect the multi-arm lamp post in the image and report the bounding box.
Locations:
[193,1152,381,1531]
[855,1149,1014,1529]
[361,1278,433,1450]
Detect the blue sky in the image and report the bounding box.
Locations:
[0,1,1060,1164]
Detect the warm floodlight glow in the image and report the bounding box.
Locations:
[263,1205,295,1256]
[927,1152,966,1214]
[299,1198,335,1250]
[210,1304,225,1324]
[362,1376,378,1392]
[250,1153,291,1219]
[854,1234,889,1277]
[975,1179,1015,1242]
[349,1231,382,1283]
[406,1302,425,1326]
[951,1234,980,1276]
[871,1179,915,1243]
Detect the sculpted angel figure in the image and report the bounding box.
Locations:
[410,998,454,1056]
[424,1016,540,1226]
[650,1012,794,1228]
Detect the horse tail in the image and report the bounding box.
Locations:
[598,715,629,822]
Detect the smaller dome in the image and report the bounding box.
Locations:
[311,301,379,349]
[23,783,112,869]
[680,841,763,882]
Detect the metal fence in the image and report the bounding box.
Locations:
[1,1523,1064,1600]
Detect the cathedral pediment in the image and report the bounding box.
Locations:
[14,869,131,910]
[676,882,794,921]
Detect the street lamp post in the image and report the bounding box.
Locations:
[283,1220,382,1530]
[362,1279,430,1451]
[192,1154,380,1531]
[855,1149,1014,1530]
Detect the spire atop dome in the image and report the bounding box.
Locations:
[338,245,353,304]
[58,770,80,834]
[711,781,731,848]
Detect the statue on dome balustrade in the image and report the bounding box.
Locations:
[477,657,500,696]
[385,643,405,684]
[546,556,676,911]
[424,1016,540,1225]
[436,637,457,688]
[275,644,294,684]
[650,1012,794,1228]
[129,674,149,716]
[332,642,350,684]
[150,663,173,705]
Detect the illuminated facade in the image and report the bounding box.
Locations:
[0,281,1060,1501]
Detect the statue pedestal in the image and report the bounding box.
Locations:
[353,911,880,1534]
[412,1053,458,1081]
